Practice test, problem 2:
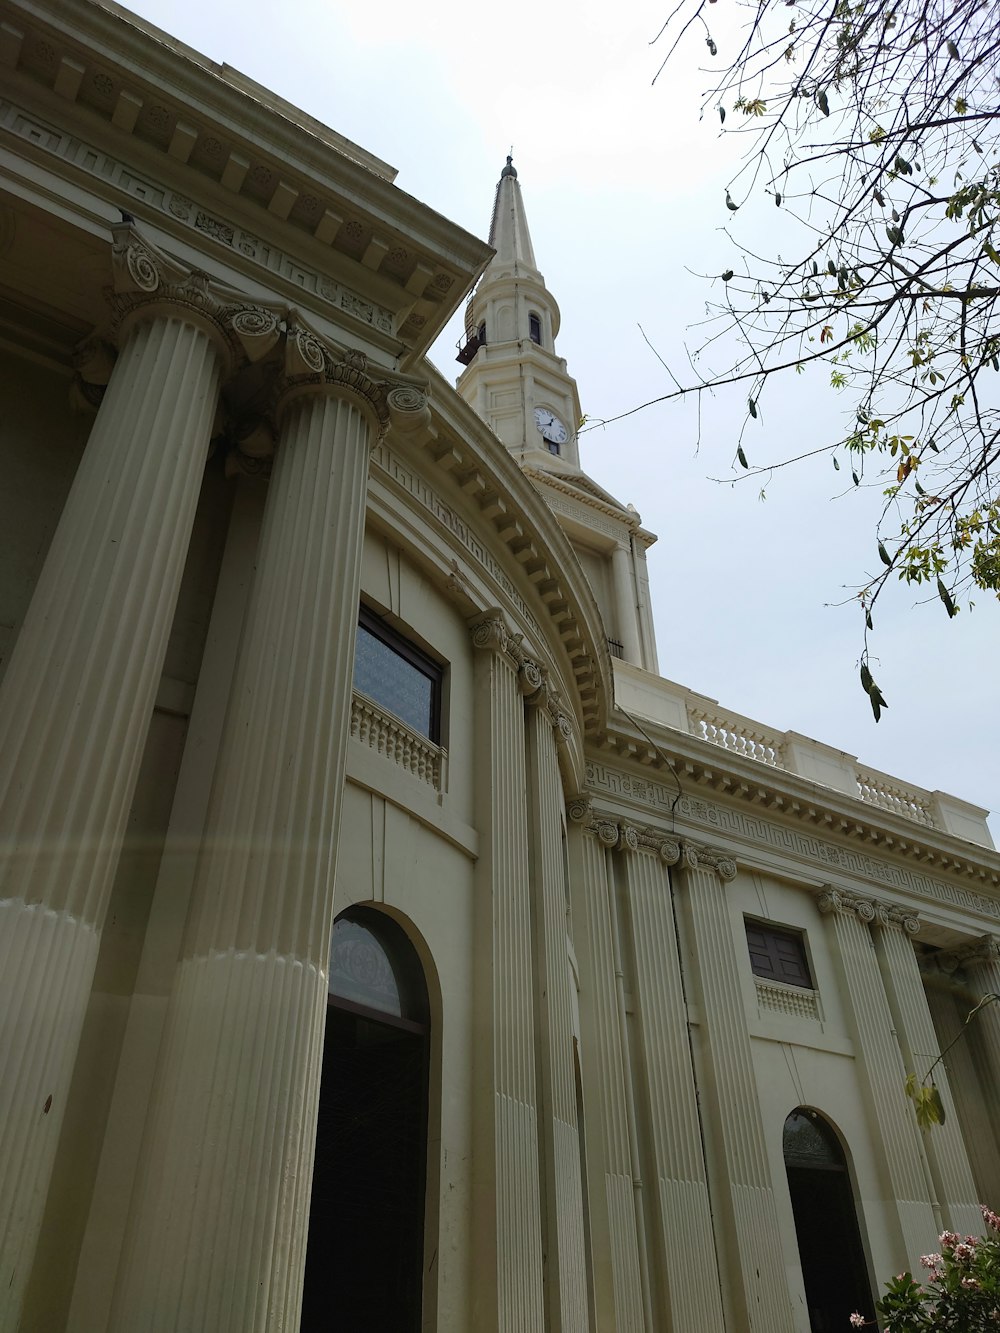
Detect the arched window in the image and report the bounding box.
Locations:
[528,311,542,344]
[302,908,430,1331]
[783,1109,875,1332]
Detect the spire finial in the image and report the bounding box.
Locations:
[501,152,517,180]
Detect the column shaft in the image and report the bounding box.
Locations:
[610,543,642,667]
[567,824,644,1331]
[525,707,589,1333]
[0,311,223,1319]
[924,979,1000,1207]
[964,943,1000,1112]
[816,895,937,1266]
[470,629,545,1332]
[875,919,980,1235]
[110,388,374,1331]
[678,852,794,1333]
[623,847,725,1331]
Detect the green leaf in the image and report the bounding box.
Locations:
[737,445,749,468]
[878,540,892,567]
[774,191,781,207]
[827,259,837,277]
[852,470,860,486]
[719,105,726,124]
[936,577,957,617]
[748,398,758,419]
[865,609,873,630]
[832,455,840,470]
[946,39,959,58]
[816,88,830,116]
[726,191,739,212]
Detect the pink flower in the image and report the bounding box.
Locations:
[980,1205,1000,1231]
[953,1242,975,1262]
[961,1276,980,1290]
[919,1253,941,1269]
[849,1315,866,1329]
[939,1230,960,1249]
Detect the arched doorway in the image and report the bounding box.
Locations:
[783,1109,875,1333]
[301,907,430,1331]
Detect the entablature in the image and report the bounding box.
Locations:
[0,0,492,363]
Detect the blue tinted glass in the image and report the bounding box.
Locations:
[354,624,434,737]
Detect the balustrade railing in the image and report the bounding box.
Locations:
[855,766,935,827]
[687,705,785,768]
[351,692,445,791]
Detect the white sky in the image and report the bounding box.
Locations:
[126,0,999,840]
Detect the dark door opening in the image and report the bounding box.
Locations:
[301,910,429,1332]
[784,1109,875,1333]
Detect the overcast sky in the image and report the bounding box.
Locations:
[125,0,999,840]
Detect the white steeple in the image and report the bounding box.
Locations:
[456,157,660,674]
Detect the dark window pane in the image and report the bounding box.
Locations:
[745,920,812,988]
[353,610,441,741]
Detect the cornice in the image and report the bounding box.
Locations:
[589,711,1000,890]
[521,465,640,534]
[378,361,614,741]
[0,0,493,363]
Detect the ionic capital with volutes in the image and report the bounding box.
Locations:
[934,933,1000,977]
[681,841,737,882]
[814,885,919,935]
[566,797,681,862]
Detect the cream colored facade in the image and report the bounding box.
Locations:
[0,3,998,1331]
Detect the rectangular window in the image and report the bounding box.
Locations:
[353,606,442,743]
[745,920,813,989]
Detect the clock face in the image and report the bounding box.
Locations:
[534,407,568,444]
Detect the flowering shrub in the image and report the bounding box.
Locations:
[850,1207,1000,1329]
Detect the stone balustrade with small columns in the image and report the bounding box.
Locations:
[612,660,994,848]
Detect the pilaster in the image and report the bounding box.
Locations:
[0,224,243,1321]
[677,843,794,1332]
[620,835,726,1331]
[566,803,645,1331]
[109,331,389,1331]
[469,614,546,1333]
[523,677,589,1333]
[873,906,981,1235]
[814,887,938,1267]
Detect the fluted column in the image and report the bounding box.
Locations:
[469,615,545,1333]
[610,542,642,667]
[109,336,390,1331]
[0,225,235,1320]
[566,804,644,1331]
[621,834,726,1331]
[524,683,589,1333]
[814,888,937,1267]
[873,906,981,1234]
[921,959,1000,1207]
[954,936,1000,1108]
[677,843,794,1333]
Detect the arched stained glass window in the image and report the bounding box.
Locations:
[783,1109,842,1169]
[328,908,428,1024]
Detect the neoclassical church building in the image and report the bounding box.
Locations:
[1,3,998,1331]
